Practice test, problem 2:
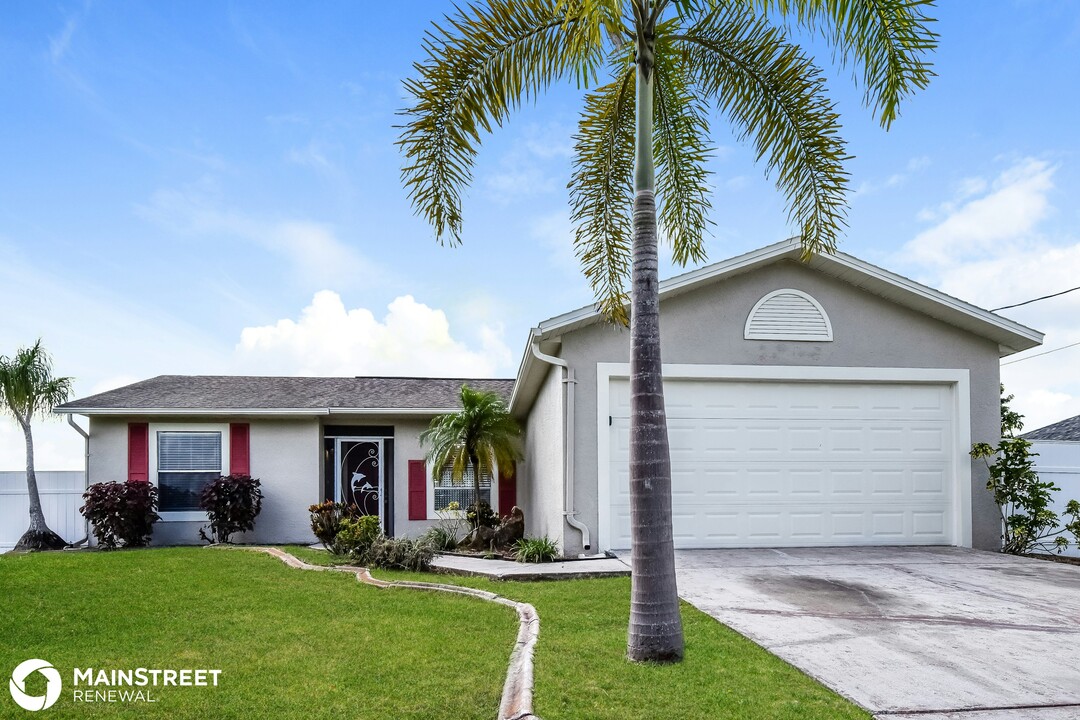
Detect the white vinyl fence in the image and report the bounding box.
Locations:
[0,471,86,550]
[1031,441,1080,558]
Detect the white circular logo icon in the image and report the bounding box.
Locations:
[9,659,61,712]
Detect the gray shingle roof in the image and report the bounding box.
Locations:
[1022,414,1080,442]
[55,375,515,413]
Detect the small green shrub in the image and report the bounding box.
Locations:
[971,386,1080,554]
[198,474,263,544]
[423,525,458,552]
[466,500,499,530]
[360,535,436,572]
[308,500,360,554]
[81,481,160,549]
[336,515,381,555]
[514,535,559,563]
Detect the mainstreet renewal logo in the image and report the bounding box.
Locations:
[8,660,222,711]
[9,659,61,712]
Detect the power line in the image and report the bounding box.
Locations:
[991,285,1080,312]
[1001,339,1080,366]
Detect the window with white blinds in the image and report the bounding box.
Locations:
[157,431,222,512]
[434,463,492,511]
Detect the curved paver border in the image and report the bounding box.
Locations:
[213,546,540,720]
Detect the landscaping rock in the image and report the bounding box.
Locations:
[494,506,525,548]
[460,525,497,552]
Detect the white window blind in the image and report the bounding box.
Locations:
[158,432,221,471]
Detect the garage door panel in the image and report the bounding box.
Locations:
[611,420,950,461]
[628,379,952,423]
[612,460,950,502]
[607,378,956,549]
[608,504,951,549]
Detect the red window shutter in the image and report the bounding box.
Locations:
[230,423,251,476]
[128,423,149,482]
[498,462,517,516]
[408,460,427,520]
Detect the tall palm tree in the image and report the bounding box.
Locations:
[400,0,936,662]
[1,340,73,551]
[420,385,521,529]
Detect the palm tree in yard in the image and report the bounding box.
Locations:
[400,0,936,661]
[420,385,521,531]
[1,340,73,551]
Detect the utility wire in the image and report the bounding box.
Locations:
[1001,339,1080,366]
[991,285,1080,312]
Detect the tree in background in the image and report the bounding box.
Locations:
[400,0,936,661]
[972,386,1080,555]
[0,340,73,551]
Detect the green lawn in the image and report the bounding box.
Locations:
[2,547,870,720]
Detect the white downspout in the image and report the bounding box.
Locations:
[529,340,591,550]
[66,413,90,547]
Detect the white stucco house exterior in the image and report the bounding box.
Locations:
[55,240,1043,553]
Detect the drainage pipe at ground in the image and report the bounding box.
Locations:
[65,413,90,547]
[528,338,590,551]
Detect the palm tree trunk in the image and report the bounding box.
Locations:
[626,14,684,663]
[14,416,66,551]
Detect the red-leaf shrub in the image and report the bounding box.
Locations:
[80,481,160,549]
[198,474,263,544]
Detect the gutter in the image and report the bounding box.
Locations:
[66,414,90,547]
[529,339,591,551]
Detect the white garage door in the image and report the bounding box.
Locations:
[608,378,956,549]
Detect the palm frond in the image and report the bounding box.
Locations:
[0,340,73,423]
[678,5,850,256]
[652,27,713,267]
[749,0,938,129]
[399,0,607,245]
[569,64,636,325]
[419,384,521,486]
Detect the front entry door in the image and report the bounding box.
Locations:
[335,438,383,519]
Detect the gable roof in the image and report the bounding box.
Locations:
[1023,415,1080,442]
[535,239,1043,354]
[55,375,514,416]
[509,239,1044,416]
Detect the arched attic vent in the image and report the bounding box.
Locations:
[744,288,833,342]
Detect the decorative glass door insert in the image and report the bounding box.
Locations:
[335,438,383,518]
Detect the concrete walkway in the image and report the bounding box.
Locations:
[433,553,630,580]
[668,547,1080,720]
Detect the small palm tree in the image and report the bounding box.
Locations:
[420,385,521,530]
[0,340,73,551]
[400,0,936,661]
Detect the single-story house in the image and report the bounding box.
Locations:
[55,239,1043,553]
[1023,414,1080,557]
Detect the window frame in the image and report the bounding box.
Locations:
[149,422,230,522]
[426,461,498,521]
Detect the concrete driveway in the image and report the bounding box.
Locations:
[673,547,1080,719]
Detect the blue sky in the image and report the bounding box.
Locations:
[2,1,1080,469]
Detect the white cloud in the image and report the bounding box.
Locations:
[236,292,513,377]
[137,179,373,288]
[854,155,931,197]
[906,158,1055,266]
[899,156,1080,433]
